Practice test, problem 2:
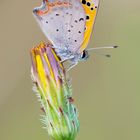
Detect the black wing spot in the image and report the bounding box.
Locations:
[82,0,86,4]
[68,30,71,32]
[79,18,84,21]
[86,15,90,20]
[75,20,78,23]
[56,14,59,16]
[87,2,91,6]
[56,29,59,32]
[91,7,94,10]
[78,31,81,33]
[46,21,48,23]
[75,40,77,42]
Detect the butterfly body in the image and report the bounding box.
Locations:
[33,0,99,69]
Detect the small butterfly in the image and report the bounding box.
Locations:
[33,0,117,71]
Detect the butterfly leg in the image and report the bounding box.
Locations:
[60,58,69,63]
[59,55,75,64]
[66,62,78,72]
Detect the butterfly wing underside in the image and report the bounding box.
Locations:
[33,0,86,53]
[78,0,99,53]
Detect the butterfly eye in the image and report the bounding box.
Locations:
[81,51,86,58]
[81,50,89,60]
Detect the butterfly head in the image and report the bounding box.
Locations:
[79,50,89,61]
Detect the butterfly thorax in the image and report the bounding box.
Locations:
[54,46,89,64]
[53,46,79,62]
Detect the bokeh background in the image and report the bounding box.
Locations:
[0,0,140,140]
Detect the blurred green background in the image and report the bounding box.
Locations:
[0,0,140,140]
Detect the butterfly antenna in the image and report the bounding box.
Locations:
[92,51,112,58]
[87,46,118,58]
[87,46,118,51]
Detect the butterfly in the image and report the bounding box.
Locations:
[33,0,116,70]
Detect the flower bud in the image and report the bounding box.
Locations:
[30,42,79,140]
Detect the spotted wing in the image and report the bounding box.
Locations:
[78,0,99,53]
[33,0,86,53]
